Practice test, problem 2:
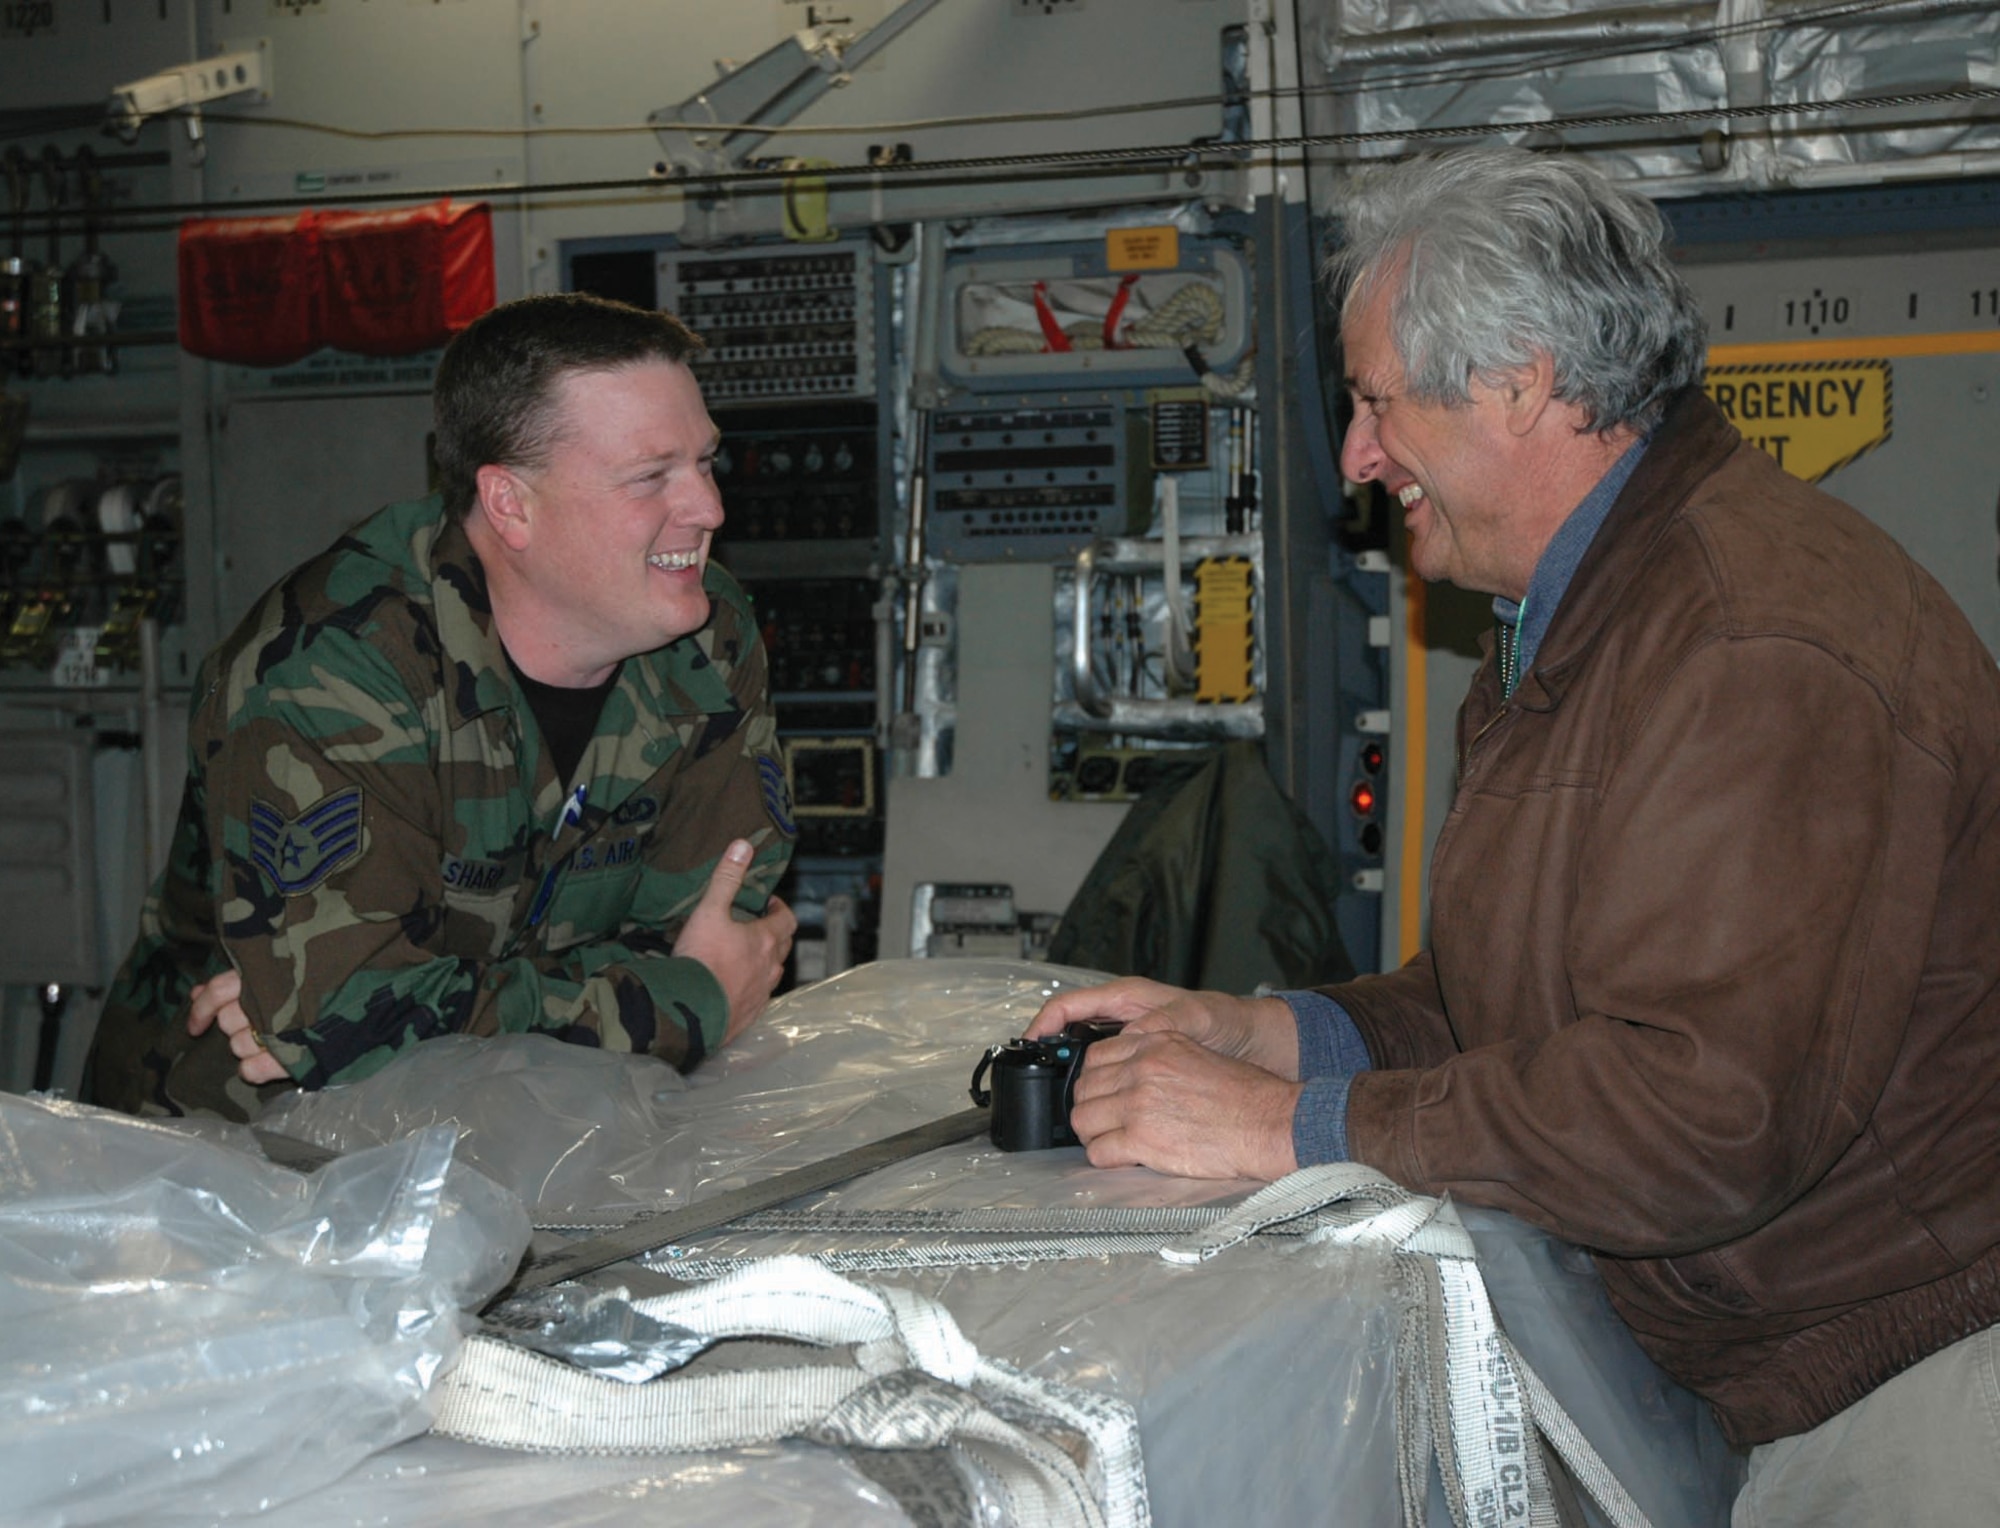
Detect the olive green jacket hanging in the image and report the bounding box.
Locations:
[1049,740,1354,994]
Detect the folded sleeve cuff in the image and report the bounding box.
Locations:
[1292,1074,1357,1165]
[632,954,730,1069]
[1276,989,1375,1080]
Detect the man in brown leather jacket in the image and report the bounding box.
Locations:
[1031,148,2000,1524]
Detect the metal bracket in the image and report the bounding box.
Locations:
[650,0,945,179]
[1069,535,1264,740]
[108,42,271,143]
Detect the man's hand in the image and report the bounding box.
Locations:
[186,968,289,1085]
[673,839,797,1046]
[1067,1028,1302,1181]
[1028,976,1300,1077]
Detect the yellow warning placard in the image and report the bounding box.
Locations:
[1106,226,1180,272]
[1194,557,1255,704]
[1701,359,1891,483]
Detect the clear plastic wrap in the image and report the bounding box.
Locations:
[1459,1206,1745,1526]
[479,1285,712,1383]
[262,960,1119,1219]
[256,1437,917,1527]
[0,1095,530,1528]
[241,961,1740,1528]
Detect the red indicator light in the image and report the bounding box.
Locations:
[1350,781,1378,816]
[1361,743,1385,775]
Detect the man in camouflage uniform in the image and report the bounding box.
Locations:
[84,294,797,1120]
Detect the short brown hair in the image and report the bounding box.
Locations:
[432,293,706,518]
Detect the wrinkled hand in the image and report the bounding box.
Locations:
[673,839,797,1046]
[1067,1028,1302,1181]
[186,968,289,1085]
[1027,976,1300,1077]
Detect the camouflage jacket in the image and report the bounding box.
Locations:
[86,494,793,1120]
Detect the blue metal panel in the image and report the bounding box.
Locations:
[1663,176,2000,247]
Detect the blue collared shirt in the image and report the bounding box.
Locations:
[1493,435,1650,691]
[1285,432,1652,1166]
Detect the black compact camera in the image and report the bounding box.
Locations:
[969,1020,1124,1152]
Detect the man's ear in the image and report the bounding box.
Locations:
[1500,350,1558,437]
[473,464,534,553]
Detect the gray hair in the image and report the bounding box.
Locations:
[1326,148,1707,434]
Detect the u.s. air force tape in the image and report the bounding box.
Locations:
[249,787,364,895]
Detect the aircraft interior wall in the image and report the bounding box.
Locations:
[0,0,1994,1100]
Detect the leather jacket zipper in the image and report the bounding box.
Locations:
[1458,698,1511,784]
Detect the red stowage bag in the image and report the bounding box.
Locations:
[319,200,495,356]
[177,211,323,366]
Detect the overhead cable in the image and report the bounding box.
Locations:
[7,83,1996,235]
[1,0,1973,149]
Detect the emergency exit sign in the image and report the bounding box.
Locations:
[1702,358,1891,483]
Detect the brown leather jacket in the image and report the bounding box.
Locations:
[1327,389,2000,1447]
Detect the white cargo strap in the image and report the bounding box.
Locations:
[636,1204,1313,1282]
[659,1230,1201,1280]
[1158,1162,1432,1263]
[433,1255,1149,1528]
[488,1169,1656,1528]
[1160,1165,1653,1528]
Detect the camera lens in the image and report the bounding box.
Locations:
[990,1049,1066,1152]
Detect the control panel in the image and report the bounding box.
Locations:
[1049,736,1178,803]
[753,575,879,725]
[659,245,875,403]
[926,397,1129,562]
[741,573,886,976]
[712,401,876,546]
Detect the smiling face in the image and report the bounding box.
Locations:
[1339,279,1537,601]
[497,360,724,683]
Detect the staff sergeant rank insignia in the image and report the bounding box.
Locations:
[758,753,797,838]
[250,787,365,896]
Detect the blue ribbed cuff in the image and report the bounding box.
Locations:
[1293,1074,1357,1165]
[1277,989,1374,1080]
[1275,990,1371,1166]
